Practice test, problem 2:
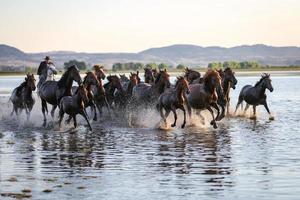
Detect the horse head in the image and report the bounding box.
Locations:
[25,74,36,91]
[68,65,82,85]
[107,75,123,92]
[156,69,171,91]
[94,65,106,80]
[203,69,222,94]
[144,67,155,83]
[84,71,99,86]
[130,72,139,86]
[184,67,200,83]
[224,67,237,89]
[176,76,190,94]
[261,73,273,92]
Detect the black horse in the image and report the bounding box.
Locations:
[217,67,237,117]
[59,85,92,131]
[38,65,82,126]
[10,74,36,120]
[235,73,274,120]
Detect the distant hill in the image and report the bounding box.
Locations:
[1,43,300,71]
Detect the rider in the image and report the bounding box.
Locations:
[46,61,58,81]
[37,56,51,88]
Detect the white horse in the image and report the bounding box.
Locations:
[46,63,58,81]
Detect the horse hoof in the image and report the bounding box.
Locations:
[250,115,257,120]
[42,122,46,127]
[210,121,214,125]
[269,116,275,120]
[181,124,185,129]
[93,118,97,121]
[171,124,176,127]
[213,124,218,129]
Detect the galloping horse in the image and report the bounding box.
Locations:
[71,72,99,121]
[184,67,201,84]
[144,67,155,84]
[235,73,274,120]
[10,74,36,120]
[157,76,190,128]
[217,67,237,117]
[38,65,82,126]
[131,69,171,106]
[185,70,222,129]
[59,85,92,131]
[103,75,124,109]
[114,72,140,110]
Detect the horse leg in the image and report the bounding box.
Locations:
[211,103,220,121]
[179,105,187,128]
[250,105,257,120]
[244,103,250,115]
[226,97,231,116]
[235,100,242,114]
[91,102,97,121]
[96,103,103,118]
[164,110,171,125]
[159,105,166,123]
[73,115,77,128]
[207,106,217,129]
[58,109,64,129]
[80,110,92,131]
[50,105,57,119]
[263,101,274,120]
[41,99,47,127]
[170,106,177,127]
[65,115,72,124]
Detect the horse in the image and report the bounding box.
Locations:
[70,72,99,121]
[184,67,201,84]
[157,76,190,128]
[10,74,36,120]
[217,67,238,117]
[59,85,92,131]
[235,73,274,120]
[144,67,155,84]
[103,75,124,109]
[120,74,129,83]
[114,72,140,110]
[94,65,106,81]
[38,65,82,126]
[185,70,222,129]
[131,69,171,106]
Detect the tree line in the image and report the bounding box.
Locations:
[207,61,261,69]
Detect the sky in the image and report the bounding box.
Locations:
[0,0,299,53]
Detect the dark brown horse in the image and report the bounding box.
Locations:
[217,67,238,117]
[128,69,171,126]
[185,70,222,128]
[103,75,124,109]
[10,74,36,120]
[157,76,190,128]
[114,72,140,110]
[235,73,274,120]
[70,72,99,121]
[38,65,82,126]
[184,67,201,84]
[144,67,155,84]
[59,85,92,131]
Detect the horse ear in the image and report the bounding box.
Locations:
[164,68,167,72]
[137,71,139,75]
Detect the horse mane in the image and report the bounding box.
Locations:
[255,73,270,87]
[203,70,221,91]
[154,72,162,84]
[57,66,75,88]
[83,71,94,84]
[224,67,234,76]
[175,76,185,87]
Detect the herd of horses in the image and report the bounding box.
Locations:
[9,65,274,131]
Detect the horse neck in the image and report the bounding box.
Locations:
[175,84,185,103]
[127,81,134,95]
[153,80,165,95]
[255,82,266,97]
[222,78,231,98]
[23,84,33,98]
[62,75,74,96]
[73,93,84,108]
[204,80,216,95]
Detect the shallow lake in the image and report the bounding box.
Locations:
[0,75,300,200]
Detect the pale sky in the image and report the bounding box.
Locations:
[0,0,299,53]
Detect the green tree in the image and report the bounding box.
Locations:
[158,63,169,70]
[64,60,87,70]
[145,63,158,69]
[176,64,186,69]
